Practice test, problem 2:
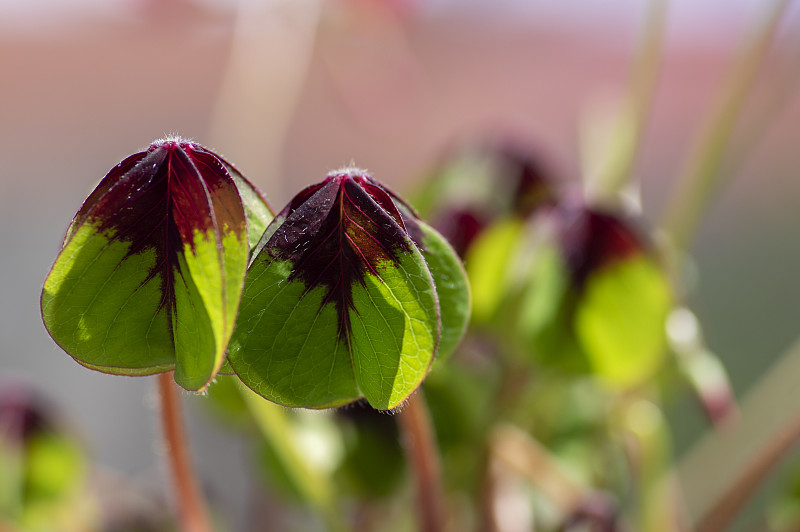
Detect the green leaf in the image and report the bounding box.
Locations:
[41,139,268,390]
[226,168,274,252]
[228,171,441,410]
[415,220,470,362]
[239,385,348,532]
[573,256,671,389]
[512,243,586,372]
[24,434,85,502]
[229,251,438,410]
[465,218,526,323]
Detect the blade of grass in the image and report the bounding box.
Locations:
[660,0,794,251]
[695,412,800,532]
[586,0,668,199]
[679,335,800,530]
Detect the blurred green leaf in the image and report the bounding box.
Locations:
[466,218,525,323]
[0,439,23,518]
[239,385,347,532]
[204,375,252,428]
[511,243,587,373]
[574,256,671,389]
[24,434,85,503]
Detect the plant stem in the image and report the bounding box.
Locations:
[591,0,667,198]
[157,373,212,532]
[237,384,347,532]
[398,391,446,532]
[489,424,587,517]
[660,0,792,251]
[619,398,679,532]
[695,411,800,532]
[680,336,800,530]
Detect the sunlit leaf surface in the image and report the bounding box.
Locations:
[575,255,671,389]
[41,138,272,391]
[229,169,467,410]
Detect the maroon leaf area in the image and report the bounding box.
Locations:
[430,207,486,258]
[0,384,51,447]
[261,170,415,338]
[498,144,557,217]
[555,200,646,289]
[70,139,247,320]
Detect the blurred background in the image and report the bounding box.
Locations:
[2,0,800,530]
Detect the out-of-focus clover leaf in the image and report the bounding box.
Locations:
[228,168,469,410]
[465,218,527,324]
[508,198,672,389]
[557,203,671,389]
[510,242,587,373]
[574,255,671,389]
[0,382,94,532]
[41,138,273,391]
[424,362,500,491]
[415,140,557,225]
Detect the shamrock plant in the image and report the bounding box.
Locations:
[39,136,470,531]
[229,168,469,410]
[41,139,468,408]
[26,2,800,530]
[41,138,274,391]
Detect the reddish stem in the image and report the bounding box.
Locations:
[398,391,446,532]
[157,372,213,532]
[696,411,800,532]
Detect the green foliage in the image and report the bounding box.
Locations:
[0,388,93,532]
[414,221,471,363]
[465,218,526,323]
[574,256,671,388]
[41,139,273,391]
[228,170,469,410]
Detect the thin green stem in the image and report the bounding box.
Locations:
[619,397,679,532]
[238,384,347,532]
[593,0,668,197]
[157,373,212,532]
[661,0,793,251]
[398,391,446,532]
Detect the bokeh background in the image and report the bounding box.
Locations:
[2,0,800,529]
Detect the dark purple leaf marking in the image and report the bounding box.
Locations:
[0,383,52,447]
[554,199,646,289]
[496,144,558,217]
[259,170,417,338]
[430,207,487,258]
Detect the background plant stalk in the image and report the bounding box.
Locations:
[398,391,446,532]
